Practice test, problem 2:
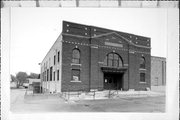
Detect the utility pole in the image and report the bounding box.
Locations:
[118,0,121,7]
[35,0,40,7]
[76,0,79,7]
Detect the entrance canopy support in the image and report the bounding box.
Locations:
[101,66,127,73]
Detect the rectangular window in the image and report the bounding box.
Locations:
[45,71,46,81]
[140,73,145,82]
[50,67,53,81]
[58,51,60,62]
[54,71,55,81]
[57,70,59,81]
[43,72,45,81]
[54,55,56,65]
[47,69,49,81]
[72,69,80,81]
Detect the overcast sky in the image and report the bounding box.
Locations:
[9,8,168,75]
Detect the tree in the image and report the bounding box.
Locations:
[1,1,4,8]
[10,74,16,82]
[16,72,28,86]
[28,73,39,79]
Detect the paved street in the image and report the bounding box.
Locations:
[10,89,165,113]
[10,89,26,110]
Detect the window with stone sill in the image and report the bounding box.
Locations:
[140,72,145,82]
[71,69,80,82]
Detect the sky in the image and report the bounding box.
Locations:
[9,8,168,75]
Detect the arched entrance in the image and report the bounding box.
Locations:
[102,52,127,90]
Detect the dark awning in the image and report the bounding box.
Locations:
[101,66,127,73]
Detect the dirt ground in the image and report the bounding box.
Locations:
[10,89,165,113]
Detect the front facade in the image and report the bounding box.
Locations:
[41,21,151,93]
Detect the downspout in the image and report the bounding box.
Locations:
[118,0,121,7]
[157,0,160,7]
[76,0,79,7]
[89,27,91,92]
[35,0,40,7]
[127,44,130,90]
[98,32,100,90]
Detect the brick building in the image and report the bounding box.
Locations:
[41,21,151,93]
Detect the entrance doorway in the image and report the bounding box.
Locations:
[104,73,123,90]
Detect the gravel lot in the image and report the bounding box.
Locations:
[10,88,165,113]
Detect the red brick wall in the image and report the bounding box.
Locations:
[61,21,151,91]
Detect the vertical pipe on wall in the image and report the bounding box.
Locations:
[89,27,91,92]
[118,0,121,7]
[157,0,160,7]
[162,60,164,85]
[55,49,57,92]
[35,0,40,7]
[127,44,130,90]
[165,61,166,85]
[98,34,100,90]
[76,0,79,7]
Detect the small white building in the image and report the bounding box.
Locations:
[28,78,41,90]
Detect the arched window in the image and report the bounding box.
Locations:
[72,49,80,64]
[104,53,123,67]
[140,57,145,69]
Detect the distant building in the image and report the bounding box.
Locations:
[151,56,166,86]
[28,78,41,84]
[27,78,41,90]
[40,21,151,93]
